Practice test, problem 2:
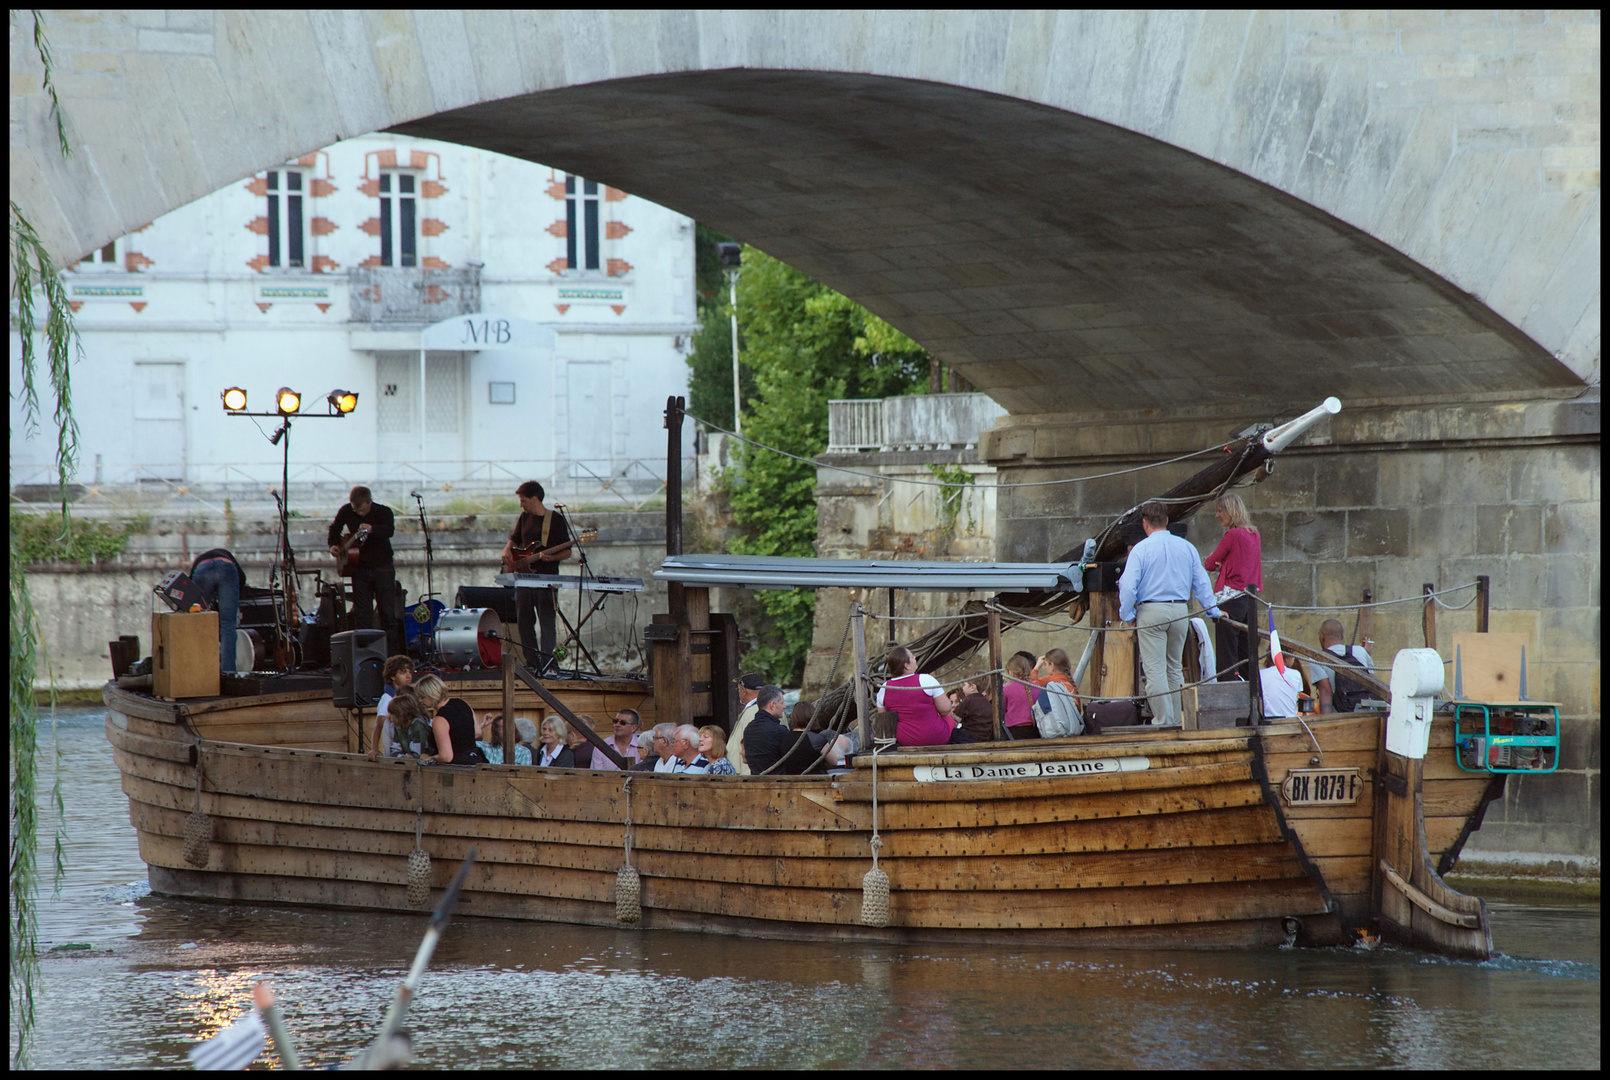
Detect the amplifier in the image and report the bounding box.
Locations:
[455,585,518,622]
[154,570,209,613]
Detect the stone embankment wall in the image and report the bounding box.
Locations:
[27,510,671,688]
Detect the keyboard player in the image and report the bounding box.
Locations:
[501,481,571,675]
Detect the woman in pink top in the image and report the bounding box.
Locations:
[1202,493,1263,683]
[876,646,966,746]
[1002,652,1039,739]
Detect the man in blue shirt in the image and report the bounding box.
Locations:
[1119,501,1223,726]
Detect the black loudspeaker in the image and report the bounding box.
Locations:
[299,616,332,669]
[331,628,387,707]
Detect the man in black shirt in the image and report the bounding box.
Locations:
[500,480,571,674]
[741,685,844,775]
[326,485,401,655]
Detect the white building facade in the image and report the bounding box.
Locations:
[10,133,699,510]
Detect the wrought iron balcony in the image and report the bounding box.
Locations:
[347,265,480,325]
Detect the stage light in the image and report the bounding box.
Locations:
[276,387,302,415]
[326,389,358,414]
[221,387,248,411]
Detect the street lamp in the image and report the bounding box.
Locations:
[717,242,742,438]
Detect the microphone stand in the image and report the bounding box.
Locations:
[555,503,594,678]
[412,491,436,605]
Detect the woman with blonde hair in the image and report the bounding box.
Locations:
[698,725,737,775]
[1203,491,1263,683]
[536,715,575,768]
[411,674,486,766]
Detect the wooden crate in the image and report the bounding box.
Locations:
[153,611,220,700]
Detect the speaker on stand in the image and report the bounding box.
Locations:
[331,628,387,707]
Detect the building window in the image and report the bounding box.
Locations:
[265,170,307,268]
[97,240,118,264]
[566,174,600,271]
[379,172,418,268]
[489,381,516,405]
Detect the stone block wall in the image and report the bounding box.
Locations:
[983,392,1600,865]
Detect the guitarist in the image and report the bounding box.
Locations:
[326,485,402,656]
[501,480,571,675]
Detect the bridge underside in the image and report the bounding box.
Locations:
[397,70,1581,416]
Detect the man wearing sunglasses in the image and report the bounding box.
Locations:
[591,708,643,771]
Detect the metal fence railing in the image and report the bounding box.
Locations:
[827,393,1006,452]
[8,457,695,519]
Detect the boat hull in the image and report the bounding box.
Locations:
[104,682,1497,950]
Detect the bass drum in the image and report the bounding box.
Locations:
[435,607,503,669]
[405,598,447,645]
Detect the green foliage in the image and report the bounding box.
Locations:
[927,463,977,535]
[10,20,77,1059]
[9,512,142,566]
[718,246,929,683]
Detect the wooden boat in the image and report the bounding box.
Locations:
[103,678,1505,953]
[103,396,1538,959]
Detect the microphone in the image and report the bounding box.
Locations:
[409,490,422,499]
[552,502,566,509]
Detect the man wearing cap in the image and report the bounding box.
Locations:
[729,673,765,776]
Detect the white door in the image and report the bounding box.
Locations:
[375,353,417,484]
[133,362,185,481]
[566,362,611,483]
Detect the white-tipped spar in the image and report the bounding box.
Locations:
[1262,396,1341,454]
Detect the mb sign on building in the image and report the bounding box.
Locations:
[9,132,700,501]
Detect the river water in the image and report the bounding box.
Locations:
[12,706,1600,1070]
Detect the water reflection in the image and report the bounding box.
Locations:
[14,707,1601,1070]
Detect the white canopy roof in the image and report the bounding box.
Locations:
[654,554,1081,591]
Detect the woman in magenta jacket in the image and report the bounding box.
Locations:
[1202,493,1262,682]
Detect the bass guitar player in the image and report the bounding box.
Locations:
[502,480,577,675]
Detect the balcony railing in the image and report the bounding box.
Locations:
[826,393,1006,452]
[348,266,481,324]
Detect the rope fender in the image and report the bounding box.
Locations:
[616,775,641,923]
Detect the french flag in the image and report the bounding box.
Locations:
[1268,607,1287,675]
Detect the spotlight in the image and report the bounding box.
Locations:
[326,389,358,415]
[276,387,302,415]
[221,387,248,411]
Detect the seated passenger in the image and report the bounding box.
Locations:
[594,709,643,771]
[698,725,737,775]
[383,693,429,759]
[567,714,596,768]
[514,717,539,757]
[369,655,415,761]
[1033,648,1083,709]
[476,712,533,765]
[876,646,974,747]
[1003,653,1040,740]
[413,674,486,766]
[790,701,854,772]
[535,716,576,768]
[741,685,806,774]
[953,680,997,742]
[1259,661,1307,719]
[669,724,711,774]
[630,723,678,772]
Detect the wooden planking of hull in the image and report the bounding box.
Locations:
[103,681,1497,953]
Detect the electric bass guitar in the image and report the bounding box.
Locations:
[501,529,597,573]
[335,524,371,578]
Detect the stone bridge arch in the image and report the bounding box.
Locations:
[10,9,1599,408]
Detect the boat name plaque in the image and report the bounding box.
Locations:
[1281,767,1364,806]
[913,756,1149,782]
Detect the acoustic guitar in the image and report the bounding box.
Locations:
[334,524,370,577]
[501,529,597,573]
